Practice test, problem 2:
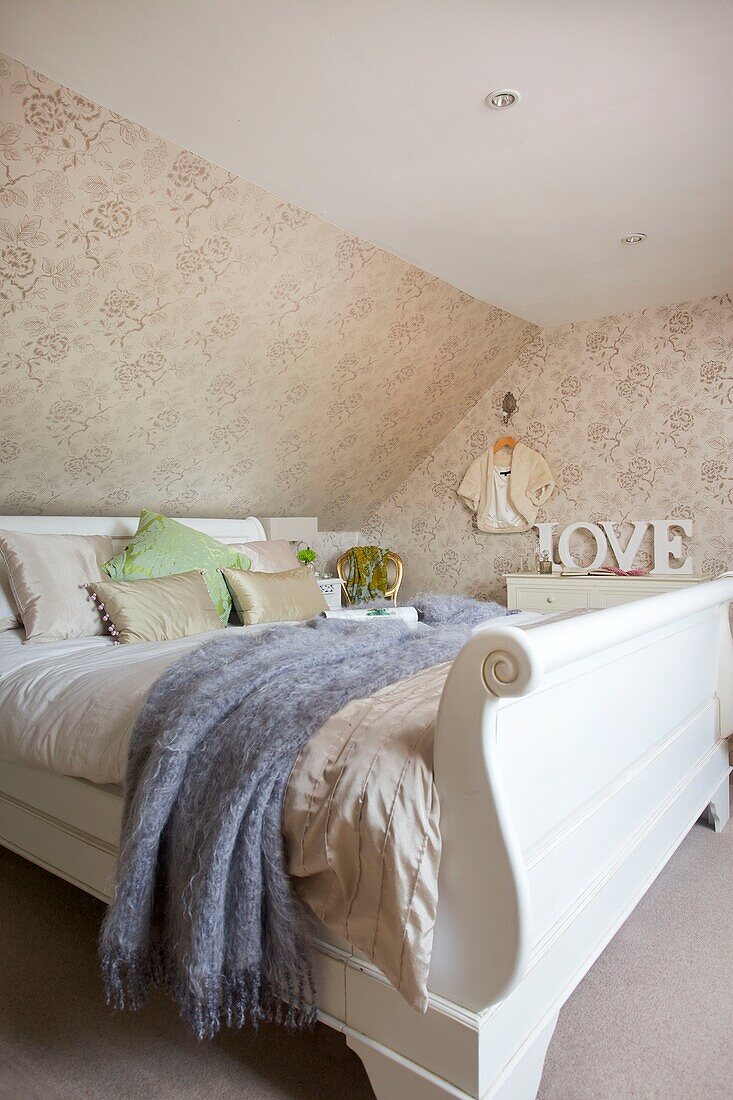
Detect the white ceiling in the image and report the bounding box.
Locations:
[3,0,732,326]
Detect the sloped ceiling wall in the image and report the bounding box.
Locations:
[0,54,538,528]
[364,294,733,598]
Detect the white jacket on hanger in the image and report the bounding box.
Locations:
[457,442,555,534]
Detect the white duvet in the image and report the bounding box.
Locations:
[0,625,280,783]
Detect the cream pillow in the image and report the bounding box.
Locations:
[86,571,223,645]
[0,560,19,631]
[229,539,300,573]
[221,565,327,625]
[0,532,115,643]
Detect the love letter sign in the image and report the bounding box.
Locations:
[535,520,694,575]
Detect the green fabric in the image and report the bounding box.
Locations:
[344,545,391,604]
[102,510,250,624]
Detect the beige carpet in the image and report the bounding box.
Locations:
[1,807,731,1100]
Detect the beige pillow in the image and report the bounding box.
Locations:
[86,570,223,645]
[0,532,115,643]
[229,539,300,573]
[0,559,19,631]
[221,565,328,625]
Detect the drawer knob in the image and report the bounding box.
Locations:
[546,595,556,604]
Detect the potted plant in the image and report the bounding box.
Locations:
[297,546,317,572]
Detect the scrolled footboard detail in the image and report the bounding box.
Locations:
[478,624,544,698]
[428,626,540,1012]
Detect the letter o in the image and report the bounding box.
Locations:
[557,522,607,570]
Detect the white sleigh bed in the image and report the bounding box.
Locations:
[0,514,731,1100]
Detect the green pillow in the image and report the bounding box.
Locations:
[102,510,250,624]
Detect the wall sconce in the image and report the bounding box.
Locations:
[501,392,517,425]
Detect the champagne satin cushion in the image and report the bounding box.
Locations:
[0,532,115,643]
[87,570,223,645]
[221,566,328,625]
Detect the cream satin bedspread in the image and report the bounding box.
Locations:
[285,661,449,1009]
[0,626,453,1009]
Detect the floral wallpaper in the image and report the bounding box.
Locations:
[0,53,537,529]
[364,295,733,600]
[2,52,729,597]
[305,529,360,577]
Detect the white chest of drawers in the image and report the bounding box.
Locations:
[505,572,705,614]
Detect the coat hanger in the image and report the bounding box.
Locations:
[493,435,518,454]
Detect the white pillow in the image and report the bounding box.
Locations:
[0,559,19,631]
[230,539,300,573]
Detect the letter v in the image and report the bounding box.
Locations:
[600,521,648,571]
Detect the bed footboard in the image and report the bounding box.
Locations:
[382,574,731,1100]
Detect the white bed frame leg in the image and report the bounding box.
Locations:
[705,775,730,833]
[346,1012,559,1100]
[346,1033,468,1100]
[483,1014,559,1100]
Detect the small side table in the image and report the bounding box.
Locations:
[316,576,345,610]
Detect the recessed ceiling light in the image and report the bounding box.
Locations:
[486,89,520,109]
[622,233,647,245]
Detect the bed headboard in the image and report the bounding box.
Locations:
[0,515,267,550]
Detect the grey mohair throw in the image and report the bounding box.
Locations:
[410,592,519,625]
[100,595,512,1039]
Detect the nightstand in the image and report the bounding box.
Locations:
[505,572,705,614]
[316,576,345,610]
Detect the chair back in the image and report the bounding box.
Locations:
[337,548,403,605]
